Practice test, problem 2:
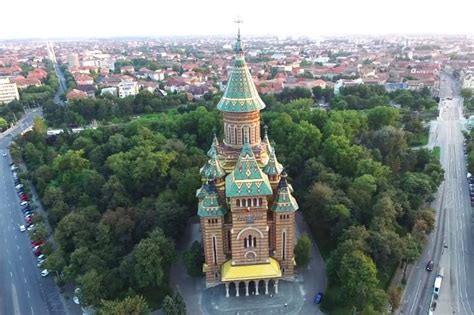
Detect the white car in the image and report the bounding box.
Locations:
[27,224,35,231]
[37,260,46,268]
[40,269,49,277]
[20,201,28,207]
[37,254,46,261]
[19,225,26,232]
[73,288,81,305]
[2,153,6,157]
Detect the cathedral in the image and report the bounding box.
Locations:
[197,28,298,297]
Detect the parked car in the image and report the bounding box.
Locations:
[314,292,323,304]
[426,260,434,272]
[27,224,35,231]
[22,205,31,212]
[32,240,44,247]
[20,195,29,201]
[34,248,42,256]
[37,254,46,261]
[40,269,49,277]
[37,260,46,268]
[20,201,29,207]
[2,153,7,157]
[15,184,23,190]
[19,225,26,232]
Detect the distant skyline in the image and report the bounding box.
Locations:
[2,0,474,39]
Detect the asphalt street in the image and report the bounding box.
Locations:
[400,73,474,314]
[0,109,67,315]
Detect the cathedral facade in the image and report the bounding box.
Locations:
[197,29,298,297]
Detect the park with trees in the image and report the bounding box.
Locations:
[12,84,443,313]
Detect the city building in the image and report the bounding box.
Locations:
[66,88,88,101]
[462,72,474,90]
[118,80,139,98]
[197,30,299,297]
[0,77,20,104]
[67,53,80,68]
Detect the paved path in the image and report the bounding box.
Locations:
[170,212,327,314]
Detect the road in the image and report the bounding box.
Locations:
[295,211,327,314]
[46,41,66,104]
[0,109,67,315]
[400,73,474,314]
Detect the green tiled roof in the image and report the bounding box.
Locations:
[216,36,266,113]
[200,154,226,179]
[197,182,226,217]
[263,147,283,176]
[201,137,226,180]
[225,142,273,197]
[272,173,299,213]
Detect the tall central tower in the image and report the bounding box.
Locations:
[216,27,270,170]
[197,27,299,298]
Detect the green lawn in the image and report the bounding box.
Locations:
[432,146,441,161]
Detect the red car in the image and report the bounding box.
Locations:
[31,240,44,247]
[25,217,32,224]
[20,194,29,201]
[33,248,42,256]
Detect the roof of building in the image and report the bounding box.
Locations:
[221,257,281,282]
[263,147,283,177]
[197,181,226,217]
[272,173,299,213]
[200,150,226,180]
[216,32,266,113]
[225,142,273,197]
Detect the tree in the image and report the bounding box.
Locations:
[133,228,175,289]
[402,233,420,282]
[294,234,312,268]
[388,287,402,311]
[98,295,150,315]
[461,88,473,100]
[338,250,382,309]
[0,117,8,131]
[162,291,186,315]
[183,241,204,277]
[367,106,400,130]
[77,269,104,306]
[44,249,66,278]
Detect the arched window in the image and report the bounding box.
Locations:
[282,232,286,260]
[248,198,251,207]
[248,235,253,248]
[236,199,241,207]
[227,230,232,251]
[253,198,257,206]
[232,126,237,144]
[242,199,247,207]
[212,236,218,264]
[227,125,231,143]
[244,237,247,248]
[259,198,263,206]
[253,237,257,248]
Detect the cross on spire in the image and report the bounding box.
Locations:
[234,16,243,53]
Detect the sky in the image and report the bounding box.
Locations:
[1,0,473,39]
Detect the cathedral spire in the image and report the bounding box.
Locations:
[234,17,243,54]
[216,18,266,113]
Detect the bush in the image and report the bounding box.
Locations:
[183,241,204,277]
